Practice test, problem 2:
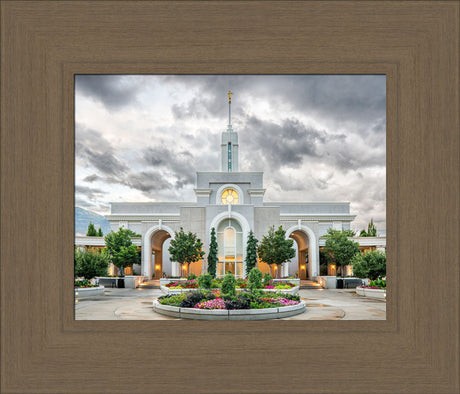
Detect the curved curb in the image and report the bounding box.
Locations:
[75,286,105,298]
[152,300,306,320]
[355,287,386,299]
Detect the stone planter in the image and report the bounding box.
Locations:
[74,286,105,298]
[160,286,200,294]
[262,286,300,295]
[96,276,144,289]
[152,300,306,320]
[160,278,187,286]
[160,286,299,295]
[317,276,337,289]
[355,286,386,299]
[273,278,300,286]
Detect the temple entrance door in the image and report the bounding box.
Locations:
[149,230,171,279]
[289,230,310,280]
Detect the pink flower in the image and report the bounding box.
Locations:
[194,298,226,309]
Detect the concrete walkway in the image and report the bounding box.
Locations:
[75,287,385,320]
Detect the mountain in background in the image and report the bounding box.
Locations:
[75,207,111,236]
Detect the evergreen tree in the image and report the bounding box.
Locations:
[359,219,377,237]
[168,228,205,277]
[367,219,377,236]
[104,228,140,276]
[86,222,97,236]
[221,271,237,296]
[257,225,295,278]
[97,227,103,237]
[207,227,218,278]
[324,229,360,277]
[247,267,262,292]
[245,230,258,276]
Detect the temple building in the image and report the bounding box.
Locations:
[104,92,360,280]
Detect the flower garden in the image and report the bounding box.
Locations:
[153,269,306,319]
[75,279,98,288]
[158,289,301,310]
[359,278,386,289]
[163,277,297,291]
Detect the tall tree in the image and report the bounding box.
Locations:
[324,229,360,277]
[168,228,205,277]
[257,225,295,278]
[359,219,377,237]
[104,228,140,276]
[245,230,258,276]
[367,219,377,236]
[86,222,97,236]
[97,227,103,237]
[207,227,218,278]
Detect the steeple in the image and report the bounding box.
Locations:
[221,91,238,172]
[228,90,232,129]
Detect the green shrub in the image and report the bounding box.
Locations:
[369,278,386,289]
[158,293,187,306]
[274,284,291,289]
[221,272,237,296]
[187,273,197,280]
[197,273,213,289]
[75,249,109,279]
[210,279,220,288]
[351,250,386,280]
[74,279,96,288]
[263,272,273,285]
[248,267,263,292]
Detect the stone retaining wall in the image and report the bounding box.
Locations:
[355,287,386,299]
[153,300,306,320]
[74,286,105,298]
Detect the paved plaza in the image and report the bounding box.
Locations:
[75,288,386,320]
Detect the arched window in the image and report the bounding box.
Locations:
[221,188,239,205]
[216,218,243,278]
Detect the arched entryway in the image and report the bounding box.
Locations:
[142,225,174,279]
[286,225,319,280]
[216,218,244,278]
[209,211,250,279]
[289,230,309,279]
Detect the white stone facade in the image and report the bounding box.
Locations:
[104,93,358,280]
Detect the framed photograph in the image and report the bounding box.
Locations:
[1,1,458,393]
[74,74,387,321]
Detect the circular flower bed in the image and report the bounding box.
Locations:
[158,289,301,310]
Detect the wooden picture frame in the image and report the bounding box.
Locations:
[1,1,458,392]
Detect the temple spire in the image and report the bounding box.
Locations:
[228,90,232,129]
[221,91,238,172]
[228,90,232,131]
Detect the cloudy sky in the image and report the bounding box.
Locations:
[75,75,386,234]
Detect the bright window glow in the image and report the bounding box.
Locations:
[216,218,244,278]
[221,188,239,205]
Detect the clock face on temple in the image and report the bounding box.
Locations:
[221,188,239,205]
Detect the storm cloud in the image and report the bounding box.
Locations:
[75,75,386,233]
[75,75,144,110]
